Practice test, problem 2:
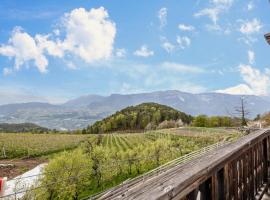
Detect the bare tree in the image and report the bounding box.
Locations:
[234,96,250,127]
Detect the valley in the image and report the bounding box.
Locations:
[1,91,270,130]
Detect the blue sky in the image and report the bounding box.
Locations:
[0,0,270,104]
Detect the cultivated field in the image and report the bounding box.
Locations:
[0,128,243,199]
[98,131,228,154]
[0,133,89,159]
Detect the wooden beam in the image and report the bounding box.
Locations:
[265,33,270,45]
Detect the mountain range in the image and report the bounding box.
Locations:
[0,90,269,130]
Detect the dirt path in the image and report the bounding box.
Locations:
[0,158,47,179]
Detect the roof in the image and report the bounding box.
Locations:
[265,33,270,45]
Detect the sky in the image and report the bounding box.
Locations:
[0,0,270,104]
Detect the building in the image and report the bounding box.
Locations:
[265,33,270,45]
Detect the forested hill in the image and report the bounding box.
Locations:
[85,103,193,134]
[0,123,49,133]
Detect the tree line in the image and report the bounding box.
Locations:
[191,115,240,127]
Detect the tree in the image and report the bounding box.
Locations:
[254,114,261,121]
[35,150,91,200]
[209,116,219,127]
[81,129,87,134]
[151,139,165,166]
[124,150,135,175]
[192,115,208,127]
[90,146,106,187]
[234,97,250,127]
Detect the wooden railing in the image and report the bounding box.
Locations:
[97,129,270,200]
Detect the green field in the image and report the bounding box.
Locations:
[1,128,242,199]
[0,133,89,159]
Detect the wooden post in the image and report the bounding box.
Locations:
[250,147,255,198]
[254,144,258,194]
[239,158,243,199]
[212,173,218,200]
[243,153,248,200]
[263,138,268,185]
[224,165,230,200]
[268,136,270,193]
[232,161,238,200]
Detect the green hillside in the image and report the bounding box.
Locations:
[85,103,193,134]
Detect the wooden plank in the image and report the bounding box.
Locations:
[255,144,258,194]
[229,163,234,200]
[212,173,218,200]
[239,158,243,200]
[267,136,270,193]
[243,153,248,200]
[232,161,238,200]
[223,165,230,200]
[251,146,255,198]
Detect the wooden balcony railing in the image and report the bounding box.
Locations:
[97,129,270,200]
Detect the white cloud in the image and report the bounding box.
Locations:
[239,64,269,95]
[115,48,127,58]
[211,0,233,7]
[35,34,64,57]
[178,24,195,32]
[0,7,117,73]
[53,29,60,36]
[66,61,76,69]
[205,23,222,31]
[0,28,48,73]
[248,50,255,65]
[247,2,254,11]
[162,42,175,53]
[161,62,205,73]
[134,45,154,57]
[194,8,220,25]
[158,7,167,28]
[216,84,253,95]
[176,36,191,49]
[217,64,270,96]
[239,18,262,35]
[60,7,116,63]
[3,67,13,76]
[194,0,234,31]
